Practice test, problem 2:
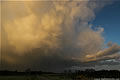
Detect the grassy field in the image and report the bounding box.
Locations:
[0,75,72,80]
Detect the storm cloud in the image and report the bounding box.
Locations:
[1,0,120,72]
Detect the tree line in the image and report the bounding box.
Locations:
[0,69,120,78]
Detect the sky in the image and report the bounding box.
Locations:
[91,1,120,45]
[0,0,120,72]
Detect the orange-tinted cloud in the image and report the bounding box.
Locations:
[1,0,118,71]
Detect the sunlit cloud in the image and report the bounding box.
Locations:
[1,0,119,71]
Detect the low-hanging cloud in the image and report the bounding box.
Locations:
[85,43,120,62]
[1,0,119,72]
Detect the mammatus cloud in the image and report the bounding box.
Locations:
[1,0,119,71]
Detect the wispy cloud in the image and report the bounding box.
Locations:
[85,43,120,62]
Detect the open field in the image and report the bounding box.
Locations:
[0,74,73,80]
[0,75,71,80]
[0,76,120,80]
